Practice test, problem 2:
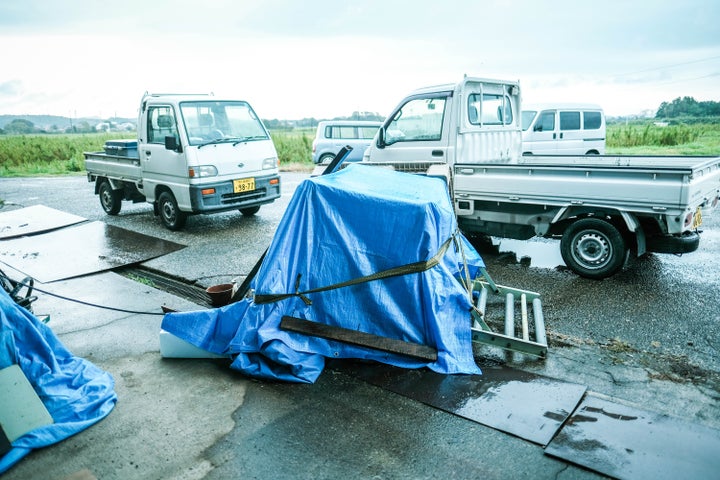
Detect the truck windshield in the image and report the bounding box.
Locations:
[180,101,269,146]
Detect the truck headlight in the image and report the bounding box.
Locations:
[189,165,218,178]
[263,157,278,169]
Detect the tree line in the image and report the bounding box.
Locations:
[656,97,720,119]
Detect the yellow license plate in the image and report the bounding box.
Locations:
[233,177,255,193]
[692,207,702,229]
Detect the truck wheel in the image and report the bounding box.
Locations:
[560,218,626,279]
[99,180,122,215]
[239,206,260,216]
[158,191,187,231]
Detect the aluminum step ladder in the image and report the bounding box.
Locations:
[469,268,548,358]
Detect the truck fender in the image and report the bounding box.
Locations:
[93,176,120,194]
[551,207,646,256]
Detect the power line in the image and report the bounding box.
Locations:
[614,55,720,77]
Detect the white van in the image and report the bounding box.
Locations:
[312,120,382,163]
[521,103,606,155]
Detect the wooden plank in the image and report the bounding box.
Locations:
[280,316,438,362]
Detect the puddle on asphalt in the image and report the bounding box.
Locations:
[493,238,566,269]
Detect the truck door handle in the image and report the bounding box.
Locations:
[432,150,444,157]
[145,151,151,156]
[553,133,556,139]
[559,133,563,139]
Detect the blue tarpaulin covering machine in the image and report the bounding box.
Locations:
[162,162,547,383]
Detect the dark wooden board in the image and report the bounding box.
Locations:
[280,316,438,362]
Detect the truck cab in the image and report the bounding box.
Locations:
[86,93,281,230]
[364,77,522,170]
[358,78,719,279]
[138,94,280,229]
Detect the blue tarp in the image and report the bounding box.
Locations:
[162,164,484,383]
[0,289,117,474]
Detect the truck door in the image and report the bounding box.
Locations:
[371,92,452,164]
[140,106,190,205]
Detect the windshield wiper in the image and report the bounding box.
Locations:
[197,138,236,149]
[232,135,266,146]
[197,135,267,149]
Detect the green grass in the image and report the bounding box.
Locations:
[1,123,718,177]
[0,130,317,176]
[0,132,132,177]
[269,129,315,170]
[606,123,720,156]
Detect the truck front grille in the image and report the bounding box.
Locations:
[358,161,444,174]
[220,188,268,205]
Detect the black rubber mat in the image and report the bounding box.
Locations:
[0,221,185,283]
[0,205,86,239]
[545,393,720,480]
[333,359,587,445]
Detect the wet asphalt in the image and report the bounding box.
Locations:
[0,173,718,479]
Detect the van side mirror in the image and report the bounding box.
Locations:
[533,124,543,132]
[165,136,182,153]
[376,127,386,149]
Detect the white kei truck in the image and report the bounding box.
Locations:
[84,93,281,230]
[357,77,720,279]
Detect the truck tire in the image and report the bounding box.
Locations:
[560,218,627,279]
[158,191,187,231]
[239,206,260,216]
[99,180,122,215]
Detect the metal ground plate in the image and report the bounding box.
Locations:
[0,221,185,283]
[544,393,720,480]
[0,205,86,239]
[334,359,587,445]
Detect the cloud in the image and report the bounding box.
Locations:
[0,0,719,118]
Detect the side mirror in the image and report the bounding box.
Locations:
[165,136,182,152]
[533,124,543,132]
[376,127,386,149]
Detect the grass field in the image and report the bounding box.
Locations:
[1,123,718,177]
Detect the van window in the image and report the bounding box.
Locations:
[560,111,581,131]
[468,93,513,125]
[584,111,602,130]
[358,126,378,139]
[327,126,356,139]
[535,111,555,132]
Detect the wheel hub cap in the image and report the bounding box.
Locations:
[575,232,610,267]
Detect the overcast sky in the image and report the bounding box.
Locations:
[1,0,719,120]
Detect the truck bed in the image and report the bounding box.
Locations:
[84,151,143,183]
[453,155,720,214]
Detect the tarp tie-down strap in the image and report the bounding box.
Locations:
[254,230,461,306]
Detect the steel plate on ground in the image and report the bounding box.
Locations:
[0,205,86,239]
[545,393,720,480]
[334,360,587,445]
[0,221,185,283]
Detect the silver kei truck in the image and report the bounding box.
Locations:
[84,93,281,230]
[359,77,720,279]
